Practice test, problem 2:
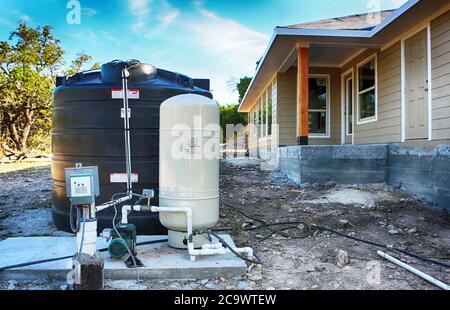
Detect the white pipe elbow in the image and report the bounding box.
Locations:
[121,205,132,224]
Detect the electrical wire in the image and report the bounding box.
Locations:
[311,224,450,269]
[78,217,86,257]
[193,230,262,265]
[0,239,168,272]
[111,193,141,285]
[220,197,311,242]
[219,197,450,269]
[69,203,81,233]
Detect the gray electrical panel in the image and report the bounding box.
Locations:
[65,165,100,205]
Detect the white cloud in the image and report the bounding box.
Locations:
[129,0,179,36]
[188,8,268,54]
[183,3,269,103]
[144,9,180,37]
[159,11,180,29]
[20,15,32,22]
[81,8,98,16]
[100,31,120,44]
[129,0,151,32]
[0,18,15,28]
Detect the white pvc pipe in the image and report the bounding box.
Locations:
[138,205,254,262]
[121,205,132,224]
[95,194,133,213]
[377,251,450,290]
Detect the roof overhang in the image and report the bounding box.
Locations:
[239,0,448,112]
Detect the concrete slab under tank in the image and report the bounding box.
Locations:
[0,235,247,281]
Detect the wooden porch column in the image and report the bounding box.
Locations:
[297,46,309,145]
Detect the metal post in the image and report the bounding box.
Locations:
[122,68,133,194]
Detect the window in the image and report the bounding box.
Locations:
[309,76,329,137]
[262,94,267,137]
[257,104,262,138]
[267,96,272,136]
[346,77,353,135]
[357,56,377,123]
[252,111,258,137]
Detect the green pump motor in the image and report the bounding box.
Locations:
[107,223,137,259]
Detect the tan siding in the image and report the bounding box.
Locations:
[275,67,341,146]
[431,9,450,141]
[341,44,402,144]
[276,68,297,146]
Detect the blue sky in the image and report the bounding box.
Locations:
[0,0,408,104]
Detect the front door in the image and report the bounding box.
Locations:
[405,29,429,140]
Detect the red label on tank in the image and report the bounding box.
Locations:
[110,173,139,183]
[111,89,140,99]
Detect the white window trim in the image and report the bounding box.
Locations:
[265,89,269,138]
[259,97,264,139]
[400,23,433,142]
[252,110,258,137]
[309,74,331,139]
[341,68,355,145]
[356,54,378,125]
[345,76,354,137]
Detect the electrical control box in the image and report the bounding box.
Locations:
[65,165,100,205]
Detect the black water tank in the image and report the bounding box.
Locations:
[52,60,212,234]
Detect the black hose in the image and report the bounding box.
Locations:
[312,224,450,269]
[220,197,450,269]
[0,239,168,272]
[202,230,262,265]
[220,198,311,240]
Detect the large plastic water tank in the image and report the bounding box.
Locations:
[52,60,212,234]
[159,94,220,249]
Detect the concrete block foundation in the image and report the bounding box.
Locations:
[277,143,450,211]
[387,144,450,210]
[278,144,388,185]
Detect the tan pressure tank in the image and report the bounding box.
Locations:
[159,94,220,249]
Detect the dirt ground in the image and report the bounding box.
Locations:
[0,158,449,290]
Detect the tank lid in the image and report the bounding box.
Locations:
[55,59,211,95]
[101,59,157,83]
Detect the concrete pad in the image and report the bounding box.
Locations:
[0,235,247,281]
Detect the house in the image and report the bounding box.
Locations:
[238,0,450,210]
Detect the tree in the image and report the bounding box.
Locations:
[220,104,247,130]
[218,76,252,139]
[0,23,63,152]
[0,22,97,154]
[236,76,252,103]
[65,52,101,75]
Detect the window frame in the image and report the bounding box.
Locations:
[309,74,331,139]
[345,76,354,136]
[356,54,378,125]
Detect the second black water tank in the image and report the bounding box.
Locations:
[52,60,212,234]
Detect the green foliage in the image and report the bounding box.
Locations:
[219,76,252,141]
[0,22,98,153]
[65,52,99,75]
[220,104,247,130]
[236,76,252,103]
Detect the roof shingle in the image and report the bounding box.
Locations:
[280,10,395,31]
